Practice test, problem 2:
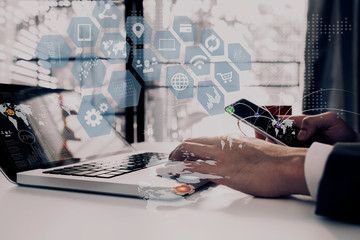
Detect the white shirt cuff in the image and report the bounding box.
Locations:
[304,142,333,201]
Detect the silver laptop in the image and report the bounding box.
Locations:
[0,84,207,199]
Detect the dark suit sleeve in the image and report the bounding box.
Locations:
[315,143,360,223]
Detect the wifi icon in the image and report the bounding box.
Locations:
[185,46,210,76]
[190,55,207,70]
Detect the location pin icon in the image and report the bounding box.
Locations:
[132,23,145,38]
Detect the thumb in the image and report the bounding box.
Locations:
[297,113,336,141]
[297,115,322,141]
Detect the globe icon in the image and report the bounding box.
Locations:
[170,73,189,91]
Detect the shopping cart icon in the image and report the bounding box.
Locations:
[216,71,233,83]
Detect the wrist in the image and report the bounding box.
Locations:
[281,148,310,196]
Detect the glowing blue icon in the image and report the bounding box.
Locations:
[228,43,252,71]
[67,17,100,47]
[173,16,197,42]
[154,31,181,60]
[77,94,114,138]
[197,81,224,115]
[214,61,239,92]
[93,1,122,28]
[35,35,72,69]
[166,65,194,99]
[132,48,161,81]
[185,46,210,76]
[108,70,141,108]
[200,29,224,56]
[100,32,130,64]
[125,16,152,44]
[72,53,107,89]
[254,113,260,117]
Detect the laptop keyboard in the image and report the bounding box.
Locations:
[42,152,168,179]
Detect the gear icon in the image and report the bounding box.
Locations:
[99,103,109,113]
[84,108,103,127]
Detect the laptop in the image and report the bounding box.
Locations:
[0,84,207,199]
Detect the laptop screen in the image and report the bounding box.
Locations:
[0,84,132,182]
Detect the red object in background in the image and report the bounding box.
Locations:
[255,105,292,140]
[263,105,292,116]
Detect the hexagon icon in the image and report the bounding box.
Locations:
[93,1,122,28]
[185,46,210,76]
[200,29,224,56]
[108,70,141,108]
[100,32,130,64]
[125,16,152,45]
[166,65,194,99]
[34,35,72,69]
[67,17,100,48]
[173,16,197,42]
[72,53,107,89]
[228,43,252,71]
[214,61,239,92]
[77,94,114,138]
[154,31,181,60]
[132,48,161,81]
[197,80,225,115]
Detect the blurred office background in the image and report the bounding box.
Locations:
[0,0,317,143]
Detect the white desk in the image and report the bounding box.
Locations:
[1,143,359,240]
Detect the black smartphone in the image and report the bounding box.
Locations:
[225,99,312,147]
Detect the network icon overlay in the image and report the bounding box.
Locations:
[34,4,253,133]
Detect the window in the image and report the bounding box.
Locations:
[143,0,308,141]
[0,0,308,142]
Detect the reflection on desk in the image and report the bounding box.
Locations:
[1,143,360,240]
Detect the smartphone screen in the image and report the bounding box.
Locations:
[225,99,311,147]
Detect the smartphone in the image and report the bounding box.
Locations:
[225,99,312,147]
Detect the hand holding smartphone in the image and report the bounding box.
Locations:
[225,99,313,147]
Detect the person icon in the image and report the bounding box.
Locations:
[143,59,154,73]
[151,57,158,65]
[135,59,143,68]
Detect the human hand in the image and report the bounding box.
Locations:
[289,112,360,145]
[254,112,360,145]
[160,136,310,197]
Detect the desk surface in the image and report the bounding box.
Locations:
[1,142,359,240]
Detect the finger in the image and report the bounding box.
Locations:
[169,137,221,160]
[157,160,220,180]
[169,143,205,161]
[297,112,337,141]
[156,161,191,177]
[183,136,221,145]
[169,142,218,161]
[184,159,215,173]
[168,144,181,160]
[181,160,222,181]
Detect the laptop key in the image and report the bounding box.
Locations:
[71,171,96,176]
[83,170,111,177]
[83,172,100,177]
[111,170,129,174]
[60,171,82,175]
[42,153,168,178]
[45,169,65,174]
